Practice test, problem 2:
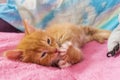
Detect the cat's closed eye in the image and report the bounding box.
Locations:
[41,52,47,58]
[47,39,51,44]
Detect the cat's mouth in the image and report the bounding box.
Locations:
[51,52,61,67]
[51,52,67,68]
[51,49,67,68]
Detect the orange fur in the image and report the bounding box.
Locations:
[4,21,111,68]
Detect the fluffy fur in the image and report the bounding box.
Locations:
[4,21,111,68]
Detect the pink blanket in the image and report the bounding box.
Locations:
[0,32,120,80]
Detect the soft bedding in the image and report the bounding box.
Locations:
[0,32,120,80]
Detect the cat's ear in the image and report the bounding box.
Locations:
[4,49,23,60]
[23,20,36,35]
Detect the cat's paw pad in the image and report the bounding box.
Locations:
[58,60,71,68]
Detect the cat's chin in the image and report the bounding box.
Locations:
[51,59,60,67]
[51,54,71,68]
[50,50,68,68]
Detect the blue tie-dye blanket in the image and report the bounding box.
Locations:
[0,0,120,31]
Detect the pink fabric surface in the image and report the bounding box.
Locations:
[0,32,119,80]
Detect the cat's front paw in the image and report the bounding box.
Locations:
[59,41,72,55]
[58,60,71,68]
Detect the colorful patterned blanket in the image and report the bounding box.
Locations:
[0,0,120,31]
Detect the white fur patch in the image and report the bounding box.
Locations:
[58,60,71,68]
[62,41,72,48]
[59,41,72,55]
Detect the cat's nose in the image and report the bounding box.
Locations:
[49,48,58,53]
[49,48,61,53]
[54,49,63,54]
[56,49,66,54]
[55,48,59,53]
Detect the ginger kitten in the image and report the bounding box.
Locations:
[4,20,111,68]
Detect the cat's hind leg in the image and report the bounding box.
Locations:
[92,29,111,43]
[83,27,111,43]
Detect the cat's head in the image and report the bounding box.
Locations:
[4,20,60,66]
